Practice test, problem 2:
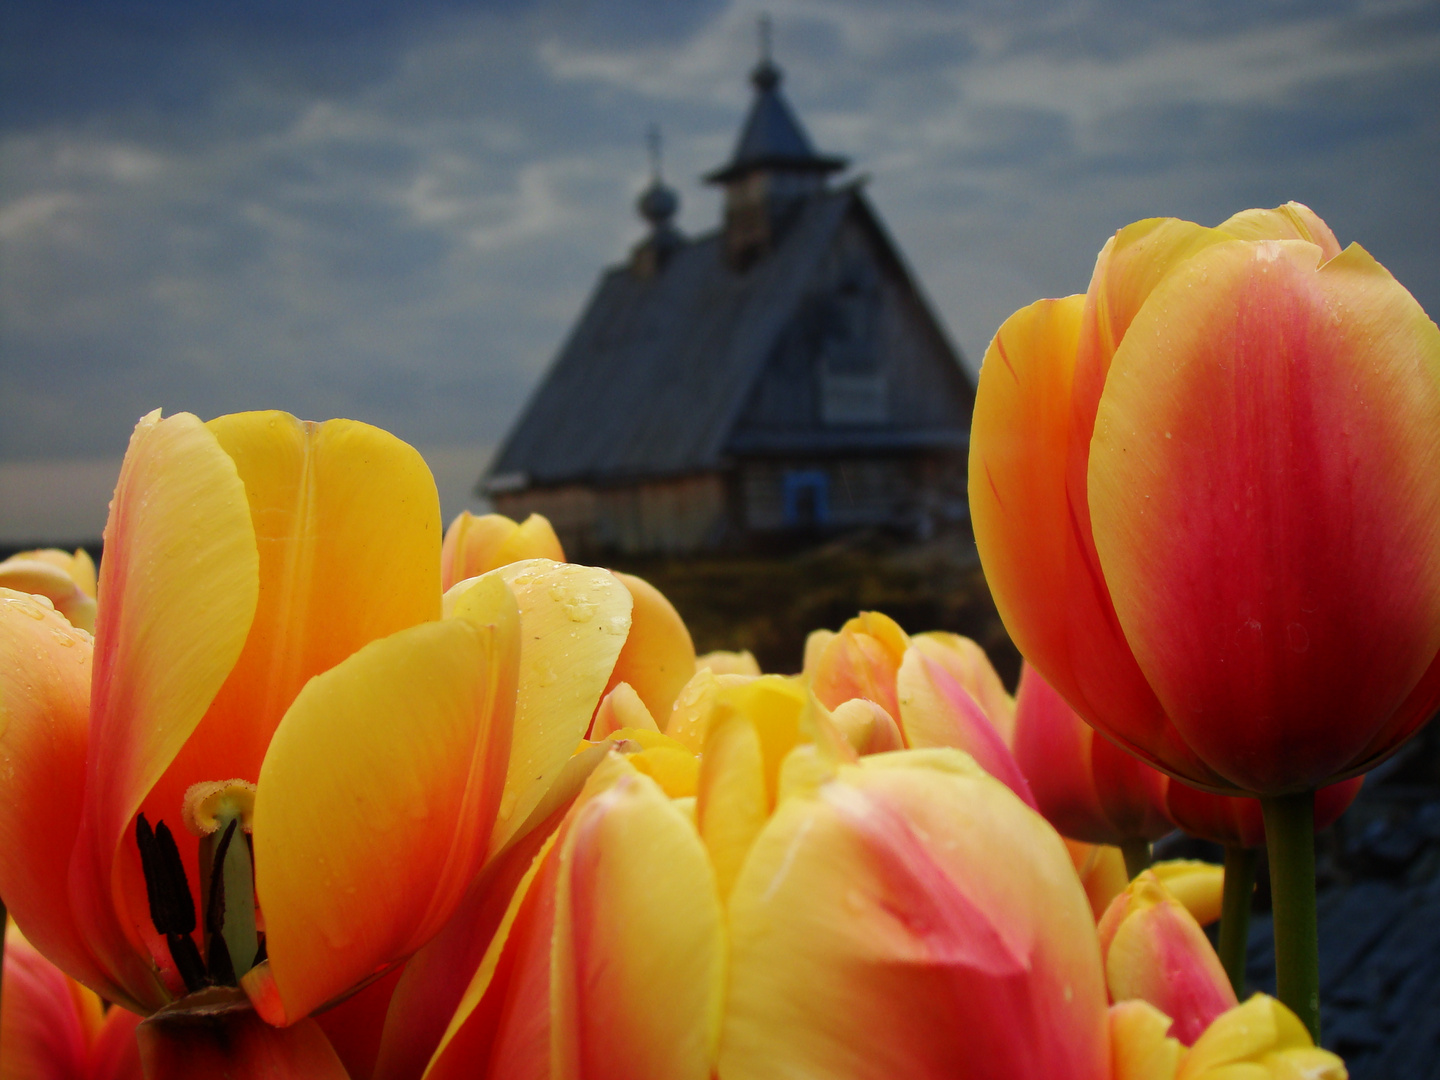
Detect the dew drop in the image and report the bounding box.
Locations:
[564,601,597,623]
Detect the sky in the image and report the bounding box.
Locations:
[2,0,1438,541]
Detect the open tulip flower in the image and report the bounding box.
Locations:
[2,921,143,1080]
[0,410,644,1073]
[970,201,1440,797]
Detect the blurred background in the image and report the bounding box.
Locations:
[4,0,1438,548]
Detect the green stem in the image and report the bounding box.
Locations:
[1219,845,1257,998]
[1261,791,1320,1041]
[1120,837,1152,880]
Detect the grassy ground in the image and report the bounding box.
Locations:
[605,530,1020,684]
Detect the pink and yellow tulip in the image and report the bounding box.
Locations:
[806,612,1033,805]
[1098,873,1236,1046]
[970,202,1440,796]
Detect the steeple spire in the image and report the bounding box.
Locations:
[704,17,846,186]
[705,17,846,268]
[632,123,681,278]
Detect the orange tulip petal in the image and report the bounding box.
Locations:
[424,829,562,1080]
[441,512,565,591]
[722,752,1110,1080]
[252,590,518,1023]
[969,293,1173,757]
[312,964,404,1080]
[1109,1000,1183,1080]
[1217,202,1342,262]
[74,410,259,1010]
[1013,665,1114,843]
[695,649,761,676]
[0,558,96,633]
[896,650,1036,808]
[0,593,122,1002]
[477,560,631,852]
[603,573,696,722]
[137,994,348,1080]
[829,699,906,755]
[697,711,770,901]
[551,767,724,1080]
[590,681,660,739]
[909,633,1015,744]
[811,630,903,719]
[1090,240,1440,791]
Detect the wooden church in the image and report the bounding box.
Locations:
[482,42,975,556]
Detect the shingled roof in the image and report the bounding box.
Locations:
[487,188,859,489]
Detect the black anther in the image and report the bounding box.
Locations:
[135,814,206,993]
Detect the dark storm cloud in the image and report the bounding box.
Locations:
[2,0,1437,488]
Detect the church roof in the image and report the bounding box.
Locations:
[487,189,856,489]
[704,58,846,184]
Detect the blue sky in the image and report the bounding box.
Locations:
[2,0,1438,538]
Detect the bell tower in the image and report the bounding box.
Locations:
[705,17,846,270]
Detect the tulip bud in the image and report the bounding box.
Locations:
[440,511,564,590]
[1097,872,1236,1045]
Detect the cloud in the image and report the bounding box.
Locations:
[1,0,1437,546]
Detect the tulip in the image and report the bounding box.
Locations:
[2,922,142,1080]
[0,411,635,1074]
[1097,872,1236,1046]
[971,202,1440,1034]
[1014,663,1173,875]
[439,511,564,590]
[808,613,1034,805]
[0,548,97,632]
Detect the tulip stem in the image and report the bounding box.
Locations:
[1261,791,1320,1041]
[1120,838,1151,880]
[1218,845,1257,998]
